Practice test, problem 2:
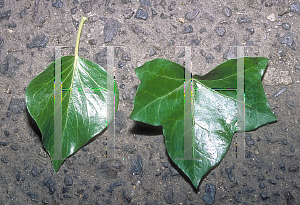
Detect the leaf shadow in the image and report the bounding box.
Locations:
[164,143,222,193]
[130,121,163,136]
[26,109,42,139]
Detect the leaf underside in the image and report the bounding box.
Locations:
[26,55,119,172]
[130,57,277,188]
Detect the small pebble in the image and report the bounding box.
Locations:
[259,182,265,189]
[123,190,132,203]
[234,194,242,203]
[246,28,254,35]
[237,16,252,23]
[279,163,285,171]
[72,18,79,30]
[99,17,107,21]
[119,84,125,89]
[214,44,222,52]
[130,155,143,175]
[52,0,63,8]
[135,8,148,20]
[185,9,199,22]
[124,9,134,19]
[278,33,294,47]
[268,179,276,184]
[225,166,235,182]
[0,10,11,21]
[151,9,157,18]
[43,177,56,195]
[260,192,270,200]
[288,164,299,172]
[266,12,276,21]
[290,3,300,14]
[155,172,161,176]
[140,0,151,7]
[70,7,77,15]
[104,18,121,43]
[282,23,291,30]
[244,187,255,193]
[7,22,16,28]
[286,101,294,109]
[16,173,21,181]
[285,191,295,204]
[170,167,179,176]
[26,35,49,48]
[258,172,265,181]
[0,142,7,146]
[107,181,123,193]
[93,185,101,192]
[265,1,273,7]
[164,187,175,204]
[10,145,18,151]
[62,187,69,193]
[31,166,39,177]
[4,130,10,137]
[200,49,206,57]
[121,0,130,3]
[118,61,126,68]
[122,53,131,61]
[245,134,254,147]
[149,49,156,57]
[81,1,94,13]
[216,27,226,37]
[64,175,73,186]
[273,87,286,98]
[202,183,216,204]
[160,13,168,19]
[199,27,206,33]
[245,150,253,158]
[222,6,232,17]
[281,139,287,145]
[19,8,27,18]
[206,53,214,63]
[273,191,280,196]
[183,25,193,34]
[88,39,96,45]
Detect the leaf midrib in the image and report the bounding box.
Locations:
[197,64,255,82]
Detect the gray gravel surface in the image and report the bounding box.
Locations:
[0,0,300,204]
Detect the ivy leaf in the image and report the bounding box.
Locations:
[25,16,119,172]
[130,57,276,188]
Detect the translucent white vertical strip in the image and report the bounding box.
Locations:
[184,46,193,160]
[106,46,115,158]
[236,46,245,161]
[54,47,63,160]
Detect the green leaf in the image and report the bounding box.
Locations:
[25,16,119,172]
[130,57,276,188]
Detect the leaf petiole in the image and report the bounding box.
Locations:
[74,16,87,60]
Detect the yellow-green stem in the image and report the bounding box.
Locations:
[75,16,87,58]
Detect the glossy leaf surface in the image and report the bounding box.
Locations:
[130,57,276,188]
[26,56,119,171]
